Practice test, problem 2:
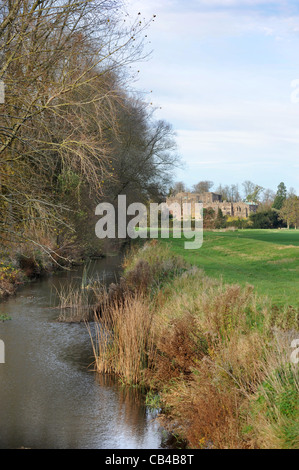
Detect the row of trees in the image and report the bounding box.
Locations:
[240,182,299,230]
[202,206,293,230]
[262,182,299,229]
[170,180,267,203]
[170,180,299,230]
[0,0,180,260]
[170,180,297,208]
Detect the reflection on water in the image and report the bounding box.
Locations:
[0,256,169,449]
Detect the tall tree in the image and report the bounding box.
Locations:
[280,196,299,229]
[260,188,276,209]
[242,180,256,200]
[288,187,297,198]
[214,184,230,201]
[215,207,226,229]
[170,181,186,196]
[273,182,287,210]
[105,97,180,204]
[243,181,264,203]
[228,184,241,202]
[214,183,241,202]
[0,0,156,256]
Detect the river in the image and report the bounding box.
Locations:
[0,255,169,449]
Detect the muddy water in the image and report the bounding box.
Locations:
[0,256,168,449]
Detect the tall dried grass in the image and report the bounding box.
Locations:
[88,293,155,385]
[55,282,91,322]
[86,240,299,449]
[55,269,106,322]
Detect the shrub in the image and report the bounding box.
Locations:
[249,210,285,229]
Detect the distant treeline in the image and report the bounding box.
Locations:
[170,181,299,230]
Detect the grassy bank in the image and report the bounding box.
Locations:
[90,239,299,449]
[160,229,299,309]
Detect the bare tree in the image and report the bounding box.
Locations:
[260,188,276,209]
[242,181,264,203]
[214,183,240,202]
[0,0,153,252]
[192,180,213,194]
[280,196,299,229]
[170,181,186,196]
[106,97,180,204]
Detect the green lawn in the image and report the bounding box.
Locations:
[160,229,299,308]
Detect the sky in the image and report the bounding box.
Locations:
[125,0,299,195]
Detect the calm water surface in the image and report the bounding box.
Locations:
[0,255,168,449]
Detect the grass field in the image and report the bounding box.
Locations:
[160,229,299,308]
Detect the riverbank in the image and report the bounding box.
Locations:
[0,247,66,301]
[0,238,119,302]
[90,240,299,449]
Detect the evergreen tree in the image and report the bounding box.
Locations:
[215,208,226,229]
[273,182,287,210]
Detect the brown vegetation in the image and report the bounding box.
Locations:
[89,240,299,449]
[0,1,179,265]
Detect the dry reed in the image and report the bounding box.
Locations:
[88,293,155,385]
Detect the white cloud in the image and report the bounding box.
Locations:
[125,0,299,192]
[127,0,299,38]
[192,0,283,4]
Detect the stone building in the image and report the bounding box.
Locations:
[166,192,258,219]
